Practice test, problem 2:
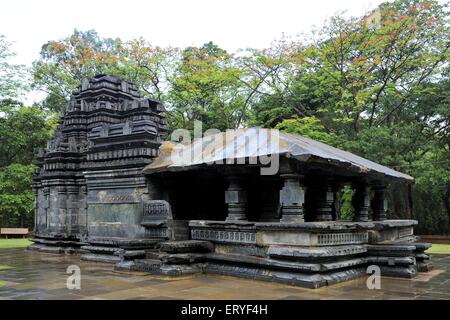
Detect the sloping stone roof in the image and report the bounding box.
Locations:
[143,128,413,182]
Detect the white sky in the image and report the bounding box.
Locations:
[0,0,388,103]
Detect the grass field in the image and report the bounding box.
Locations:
[426,243,450,255]
[0,238,32,249]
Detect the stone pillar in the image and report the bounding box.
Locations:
[280,174,305,222]
[315,179,334,221]
[66,185,79,235]
[32,184,38,233]
[57,185,68,234]
[225,176,248,221]
[352,182,370,222]
[43,186,50,231]
[78,185,88,235]
[372,184,388,221]
[332,181,343,221]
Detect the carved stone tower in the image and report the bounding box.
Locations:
[30,74,167,255]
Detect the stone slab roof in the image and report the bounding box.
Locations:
[143,128,413,182]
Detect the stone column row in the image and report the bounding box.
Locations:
[352,182,388,222]
[224,175,389,222]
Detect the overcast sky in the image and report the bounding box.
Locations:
[1,0,390,103]
[1,0,391,66]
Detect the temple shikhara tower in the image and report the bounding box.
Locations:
[30,74,433,288]
[31,74,167,260]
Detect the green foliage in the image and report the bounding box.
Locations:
[0,35,28,100]
[275,116,337,145]
[338,185,355,221]
[0,105,55,167]
[0,104,54,228]
[0,164,35,227]
[32,29,122,112]
[168,42,246,132]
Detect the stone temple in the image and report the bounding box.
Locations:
[30,74,433,288]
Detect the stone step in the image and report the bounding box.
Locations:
[133,258,203,276]
[80,253,121,264]
[161,253,206,264]
[205,253,367,273]
[28,243,78,254]
[81,245,120,254]
[379,265,417,278]
[158,240,214,253]
[118,249,147,259]
[205,263,366,289]
[145,250,206,264]
[31,238,81,247]
[415,253,430,261]
[413,242,432,252]
[114,260,137,271]
[267,245,367,260]
[417,261,433,272]
[206,253,321,272]
[366,256,416,266]
[134,259,163,273]
[320,258,367,271]
[366,244,416,257]
[87,237,161,249]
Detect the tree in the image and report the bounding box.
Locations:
[0,164,35,228]
[307,0,448,138]
[0,104,54,228]
[275,116,337,145]
[253,0,449,137]
[0,35,28,102]
[251,0,449,230]
[0,105,54,167]
[167,42,245,132]
[32,30,179,112]
[107,38,178,104]
[32,29,122,111]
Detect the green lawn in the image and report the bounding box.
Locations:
[426,243,450,255]
[0,238,32,249]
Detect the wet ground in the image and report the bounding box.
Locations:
[0,248,449,300]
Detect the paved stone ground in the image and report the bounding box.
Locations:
[0,248,449,300]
